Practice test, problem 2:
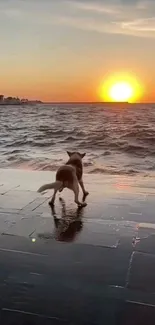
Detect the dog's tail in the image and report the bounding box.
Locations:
[37,181,62,193]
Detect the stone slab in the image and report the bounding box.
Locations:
[0,236,131,287]
[33,200,138,246]
[118,301,155,325]
[2,217,43,237]
[0,194,34,210]
[0,213,22,234]
[135,234,155,255]
[0,237,129,324]
[127,252,155,293]
[0,169,54,192]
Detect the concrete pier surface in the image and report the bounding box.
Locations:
[0,168,155,324]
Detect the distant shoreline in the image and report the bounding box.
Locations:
[0,102,42,106]
[0,101,129,106]
[0,101,154,105]
[0,95,42,105]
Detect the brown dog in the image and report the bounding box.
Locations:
[38,151,89,207]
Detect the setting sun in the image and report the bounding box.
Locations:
[98,73,142,103]
[109,82,133,102]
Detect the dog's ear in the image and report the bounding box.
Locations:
[80,153,86,159]
[67,151,72,157]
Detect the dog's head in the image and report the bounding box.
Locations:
[67,151,86,160]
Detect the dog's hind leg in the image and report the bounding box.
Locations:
[72,180,87,208]
[59,181,68,193]
[49,188,58,207]
[49,182,62,207]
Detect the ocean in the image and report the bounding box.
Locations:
[0,103,155,177]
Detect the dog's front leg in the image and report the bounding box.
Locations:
[79,179,89,198]
[72,180,87,207]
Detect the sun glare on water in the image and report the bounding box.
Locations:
[98,73,142,103]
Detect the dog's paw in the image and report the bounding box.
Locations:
[78,202,87,208]
[82,191,89,202]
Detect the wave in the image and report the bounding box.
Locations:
[121,144,147,155]
[2,156,140,176]
[0,103,155,176]
[2,130,155,156]
[88,168,139,176]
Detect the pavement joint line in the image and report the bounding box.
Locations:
[0,247,48,257]
[0,210,21,214]
[2,308,65,321]
[30,272,42,276]
[1,233,16,237]
[32,197,49,211]
[21,198,41,211]
[20,196,49,212]
[126,300,155,308]
[134,251,155,258]
[29,230,36,237]
[129,212,142,216]
[125,251,135,288]
[1,185,20,195]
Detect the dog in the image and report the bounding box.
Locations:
[37,151,89,207]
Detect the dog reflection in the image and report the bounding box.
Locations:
[51,198,84,242]
[38,198,85,243]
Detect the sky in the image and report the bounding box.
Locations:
[0,0,155,102]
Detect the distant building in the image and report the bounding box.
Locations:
[0,95,42,105]
[0,95,4,102]
[21,99,28,103]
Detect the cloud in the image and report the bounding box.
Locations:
[0,0,155,38]
[120,17,155,32]
[51,15,155,38]
[67,0,119,15]
[60,0,155,38]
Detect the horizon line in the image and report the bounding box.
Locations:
[42,101,155,105]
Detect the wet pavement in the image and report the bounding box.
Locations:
[0,169,155,324]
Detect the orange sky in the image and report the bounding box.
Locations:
[0,0,155,103]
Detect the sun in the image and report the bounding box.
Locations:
[109,82,133,102]
[98,73,142,103]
